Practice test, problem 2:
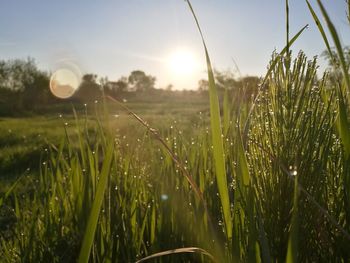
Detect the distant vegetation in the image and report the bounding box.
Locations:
[0,57,260,116]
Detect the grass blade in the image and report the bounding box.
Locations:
[285,175,299,263]
[285,0,290,54]
[305,0,334,62]
[186,0,232,240]
[78,143,114,263]
[236,129,261,262]
[348,0,350,24]
[0,174,24,207]
[316,0,350,92]
[306,0,350,161]
[223,88,230,136]
[337,88,350,159]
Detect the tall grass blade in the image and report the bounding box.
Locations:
[186,0,232,240]
[237,129,250,187]
[223,88,230,136]
[305,0,334,62]
[285,0,290,54]
[348,0,350,24]
[78,143,114,263]
[256,207,272,263]
[285,175,299,263]
[236,129,261,262]
[309,0,350,190]
[316,0,350,91]
[0,174,24,207]
[337,88,350,158]
[73,107,87,168]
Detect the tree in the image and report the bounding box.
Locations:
[239,76,260,99]
[197,70,260,102]
[0,58,38,91]
[22,70,50,108]
[215,70,238,90]
[165,84,173,91]
[197,70,238,92]
[108,77,129,95]
[198,79,209,91]
[128,70,156,92]
[0,58,50,112]
[321,46,350,82]
[74,74,102,102]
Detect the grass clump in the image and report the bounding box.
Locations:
[248,52,348,261]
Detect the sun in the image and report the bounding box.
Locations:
[167,48,198,76]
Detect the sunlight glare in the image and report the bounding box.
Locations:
[167,49,198,76]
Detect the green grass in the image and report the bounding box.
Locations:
[1,1,350,262]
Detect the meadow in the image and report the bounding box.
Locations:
[1,0,350,262]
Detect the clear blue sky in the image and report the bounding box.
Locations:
[0,1,349,90]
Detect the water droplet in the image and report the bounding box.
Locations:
[288,165,297,176]
[161,194,169,201]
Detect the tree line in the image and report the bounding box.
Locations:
[0,57,261,116]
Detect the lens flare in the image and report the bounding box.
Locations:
[50,68,80,99]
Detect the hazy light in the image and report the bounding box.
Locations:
[50,68,80,99]
[167,48,198,76]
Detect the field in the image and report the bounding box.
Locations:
[0,99,209,180]
[1,1,350,262]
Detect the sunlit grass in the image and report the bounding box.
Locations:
[1,0,350,262]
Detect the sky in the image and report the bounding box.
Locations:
[0,0,349,90]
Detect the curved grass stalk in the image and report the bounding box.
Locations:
[105,95,206,212]
[135,247,217,263]
[104,95,225,261]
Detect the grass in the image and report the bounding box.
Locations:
[1,0,350,262]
